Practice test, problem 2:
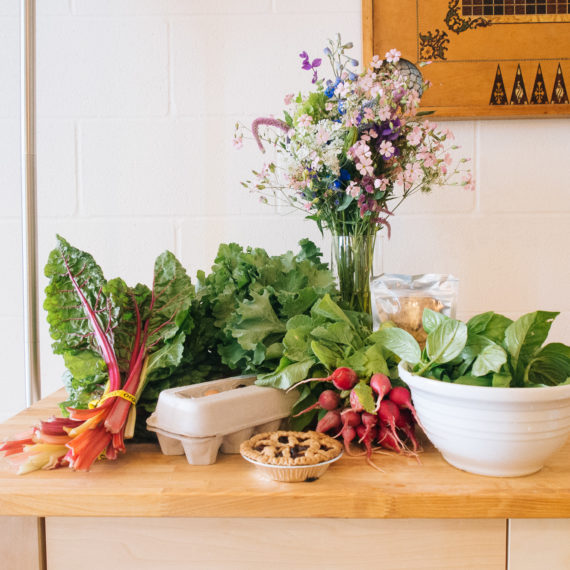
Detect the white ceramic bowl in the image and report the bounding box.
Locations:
[399,363,570,477]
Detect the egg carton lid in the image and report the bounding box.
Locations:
[147,375,298,439]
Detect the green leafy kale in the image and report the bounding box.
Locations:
[197,239,337,374]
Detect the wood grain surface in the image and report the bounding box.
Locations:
[1,390,569,519]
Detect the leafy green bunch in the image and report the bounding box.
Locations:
[196,239,337,374]
[373,309,570,387]
[256,294,403,430]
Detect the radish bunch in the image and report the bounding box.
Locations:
[293,368,421,469]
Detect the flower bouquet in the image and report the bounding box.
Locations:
[235,34,472,314]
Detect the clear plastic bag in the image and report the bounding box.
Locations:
[370,274,459,346]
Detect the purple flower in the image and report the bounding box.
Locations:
[299,51,322,83]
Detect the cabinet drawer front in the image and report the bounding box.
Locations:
[46,517,505,569]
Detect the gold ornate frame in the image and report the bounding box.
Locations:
[362,0,570,118]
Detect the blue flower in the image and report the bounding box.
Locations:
[338,100,346,115]
[339,168,351,181]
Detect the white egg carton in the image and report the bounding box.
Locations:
[146,375,298,465]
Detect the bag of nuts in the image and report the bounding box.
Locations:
[370,274,459,347]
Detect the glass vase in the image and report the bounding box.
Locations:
[330,232,377,314]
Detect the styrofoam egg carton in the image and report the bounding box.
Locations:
[146,375,298,465]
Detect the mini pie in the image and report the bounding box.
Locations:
[240,430,342,466]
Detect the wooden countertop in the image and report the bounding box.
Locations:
[1,390,569,519]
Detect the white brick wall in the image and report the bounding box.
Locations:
[1,0,568,420]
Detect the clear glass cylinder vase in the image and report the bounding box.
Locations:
[330,232,377,314]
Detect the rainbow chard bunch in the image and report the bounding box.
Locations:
[1,236,193,473]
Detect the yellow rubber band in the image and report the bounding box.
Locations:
[88,389,136,409]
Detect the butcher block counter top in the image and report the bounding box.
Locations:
[1,389,570,520]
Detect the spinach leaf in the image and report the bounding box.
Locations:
[472,342,508,377]
[467,311,512,343]
[523,343,570,386]
[422,308,449,334]
[504,311,559,385]
[422,319,468,372]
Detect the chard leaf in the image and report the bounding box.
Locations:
[422,308,449,334]
[425,319,468,368]
[44,235,115,357]
[145,251,194,348]
[145,333,186,382]
[368,327,422,365]
[352,381,376,414]
[62,349,106,380]
[504,311,559,385]
[255,357,315,390]
[472,343,508,377]
[523,343,570,386]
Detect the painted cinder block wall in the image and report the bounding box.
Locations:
[1,0,568,420]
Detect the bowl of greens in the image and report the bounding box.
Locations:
[374,309,570,477]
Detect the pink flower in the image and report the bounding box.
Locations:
[370,55,383,69]
[385,49,401,64]
[297,114,313,128]
[232,135,243,150]
[363,107,375,121]
[346,181,360,198]
[316,127,330,145]
[379,140,395,159]
[377,106,391,121]
[406,126,422,146]
[284,93,295,105]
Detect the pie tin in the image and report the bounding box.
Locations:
[240,452,343,482]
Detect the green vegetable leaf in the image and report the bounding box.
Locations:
[467,311,513,344]
[229,290,286,351]
[311,294,354,328]
[422,308,449,334]
[492,373,512,387]
[454,375,493,387]
[352,381,376,414]
[523,343,570,386]
[423,319,468,370]
[310,340,341,370]
[472,343,508,377]
[368,327,422,365]
[504,311,559,385]
[255,357,316,390]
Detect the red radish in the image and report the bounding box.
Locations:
[358,412,378,444]
[356,424,383,472]
[370,373,392,412]
[340,408,361,429]
[388,386,424,431]
[349,389,364,412]
[377,424,400,452]
[378,400,406,452]
[339,425,359,456]
[396,410,420,453]
[315,410,342,434]
[292,390,340,417]
[288,367,358,392]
